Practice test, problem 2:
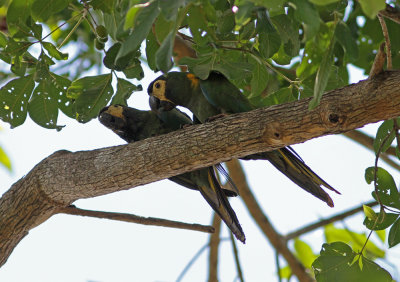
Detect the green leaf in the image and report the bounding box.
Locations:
[49,72,74,118]
[359,0,386,19]
[256,11,281,59]
[324,224,385,258]
[111,78,141,106]
[249,0,285,9]
[116,1,161,65]
[0,75,35,128]
[42,42,68,60]
[123,59,144,80]
[270,14,299,57]
[309,0,339,5]
[365,167,400,209]
[388,218,400,248]
[375,230,386,243]
[155,30,174,73]
[154,14,175,43]
[31,0,73,22]
[67,74,113,123]
[6,0,33,36]
[364,212,399,231]
[250,57,269,98]
[103,43,122,70]
[294,239,317,269]
[90,0,116,14]
[335,20,359,62]
[374,120,396,154]
[146,32,159,71]
[309,27,335,109]
[28,81,63,130]
[0,146,12,171]
[312,242,392,282]
[251,87,294,108]
[180,55,215,80]
[290,0,320,41]
[363,205,377,221]
[124,6,140,30]
[11,55,26,76]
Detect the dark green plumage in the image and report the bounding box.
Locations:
[98,104,245,242]
[148,71,340,207]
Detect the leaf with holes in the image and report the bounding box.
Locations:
[28,81,63,130]
[365,167,400,209]
[67,74,113,123]
[0,75,34,128]
[48,72,74,118]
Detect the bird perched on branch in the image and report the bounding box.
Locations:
[148,71,340,207]
[98,104,245,242]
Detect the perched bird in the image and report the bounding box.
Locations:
[98,104,245,242]
[148,71,340,207]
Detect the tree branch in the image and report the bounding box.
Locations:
[1,70,400,267]
[343,130,400,171]
[284,201,379,241]
[60,205,214,233]
[379,4,400,25]
[226,159,314,282]
[208,213,221,282]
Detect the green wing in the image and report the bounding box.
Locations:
[199,72,254,113]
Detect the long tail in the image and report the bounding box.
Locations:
[198,167,246,243]
[245,147,340,207]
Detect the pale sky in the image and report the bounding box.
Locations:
[0,63,399,281]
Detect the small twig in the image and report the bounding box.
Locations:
[378,15,392,70]
[230,231,245,282]
[59,205,215,233]
[284,201,378,241]
[226,159,314,282]
[58,11,87,49]
[208,213,222,282]
[369,42,386,78]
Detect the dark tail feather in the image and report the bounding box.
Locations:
[198,167,246,243]
[244,147,339,207]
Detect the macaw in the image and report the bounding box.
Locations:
[98,104,245,242]
[147,71,340,207]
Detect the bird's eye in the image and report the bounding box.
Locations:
[155,82,160,89]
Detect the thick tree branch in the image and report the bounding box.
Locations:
[1,71,400,267]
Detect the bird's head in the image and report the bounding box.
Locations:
[147,75,176,111]
[98,105,128,137]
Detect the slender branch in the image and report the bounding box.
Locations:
[230,231,245,282]
[176,243,210,282]
[59,205,214,233]
[284,201,378,241]
[343,130,400,171]
[208,213,221,282]
[226,159,314,282]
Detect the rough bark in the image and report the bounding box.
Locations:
[1,70,400,266]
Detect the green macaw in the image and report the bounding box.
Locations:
[98,104,245,242]
[147,71,340,207]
